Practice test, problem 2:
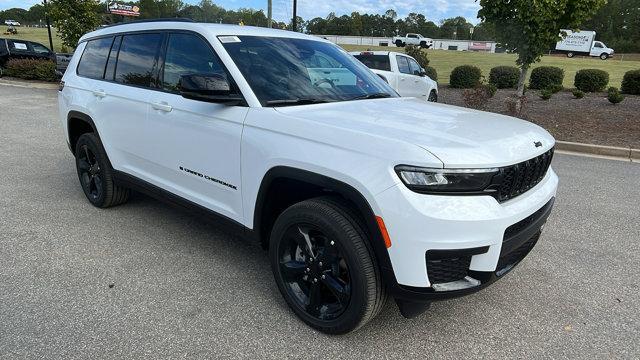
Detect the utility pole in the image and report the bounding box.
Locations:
[292,0,297,32]
[267,0,272,28]
[43,0,54,51]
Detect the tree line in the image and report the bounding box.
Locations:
[1,0,638,52]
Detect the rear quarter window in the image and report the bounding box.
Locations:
[353,55,391,72]
[77,37,114,79]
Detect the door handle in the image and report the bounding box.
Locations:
[152,102,173,112]
[92,89,106,98]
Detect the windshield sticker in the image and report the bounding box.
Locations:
[218,36,241,43]
[13,42,28,50]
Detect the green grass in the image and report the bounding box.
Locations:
[2,27,64,52]
[342,44,640,88]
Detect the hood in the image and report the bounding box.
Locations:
[275,97,555,168]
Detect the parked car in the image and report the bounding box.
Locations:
[555,29,614,60]
[0,38,70,76]
[392,33,433,48]
[351,51,438,102]
[59,20,558,334]
[4,20,21,26]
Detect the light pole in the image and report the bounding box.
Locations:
[292,0,297,32]
[267,0,272,28]
[43,0,54,51]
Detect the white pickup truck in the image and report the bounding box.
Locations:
[555,30,614,60]
[351,51,438,102]
[392,33,433,48]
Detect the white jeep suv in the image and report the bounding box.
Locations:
[58,20,558,334]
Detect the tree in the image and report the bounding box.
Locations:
[478,0,607,97]
[48,0,101,48]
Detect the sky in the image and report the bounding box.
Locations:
[0,0,482,24]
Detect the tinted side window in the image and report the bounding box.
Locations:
[8,40,29,52]
[77,37,114,79]
[162,33,224,92]
[115,33,164,87]
[31,42,51,54]
[104,36,122,81]
[353,55,391,71]
[396,55,411,74]
[408,58,421,75]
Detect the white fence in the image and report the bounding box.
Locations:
[317,34,497,53]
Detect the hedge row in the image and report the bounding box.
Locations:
[4,58,57,82]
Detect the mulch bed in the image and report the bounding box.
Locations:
[438,87,640,149]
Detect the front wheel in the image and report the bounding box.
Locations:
[428,90,438,102]
[269,197,386,334]
[600,53,609,60]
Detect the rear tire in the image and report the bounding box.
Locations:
[395,40,403,47]
[567,52,574,58]
[428,90,438,102]
[75,133,129,208]
[269,197,386,334]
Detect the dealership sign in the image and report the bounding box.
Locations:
[108,2,140,16]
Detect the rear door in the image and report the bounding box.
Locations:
[144,32,247,221]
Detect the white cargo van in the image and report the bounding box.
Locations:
[555,30,614,60]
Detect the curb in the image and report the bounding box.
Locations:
[0,78,59,90]
[556,141,638,162]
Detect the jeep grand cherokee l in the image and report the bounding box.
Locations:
[58,20,558,334]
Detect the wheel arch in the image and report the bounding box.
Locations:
[253,166,397,285]
[67,111,99,156]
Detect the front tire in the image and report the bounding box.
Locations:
[428,90,438,102]
[75,133,129,208]
[269,197,386,334]
[600,53,609,60]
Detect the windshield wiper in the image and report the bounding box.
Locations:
[350,92,392,101]
[266,98,331,107]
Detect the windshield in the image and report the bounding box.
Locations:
[221,36,397,106]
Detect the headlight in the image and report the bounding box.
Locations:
[395,165,499,194]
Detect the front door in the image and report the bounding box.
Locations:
[145,32,247,222]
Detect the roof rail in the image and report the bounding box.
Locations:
[101,18,195,29]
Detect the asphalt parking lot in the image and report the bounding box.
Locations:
[1,84,638,359]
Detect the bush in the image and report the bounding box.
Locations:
[572,89,585,99]
[450,65,482,89]
[539,88,553,100]
[489,66,520,89]
[423,66,438,81]
[529,66,564,90]
[607,87,624,104]
[6,58,57,82]
[574,69,609,92]
[548,83,564,94]
[404,44,430,68]
[621,69,640,95]
[462,84,494,109]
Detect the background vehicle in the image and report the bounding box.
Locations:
[4,20,21,26]
[351,51,438,102]
[555,30,614,60]
[59,21,557,335]
[392,33,433,48]
[0,38,69,76]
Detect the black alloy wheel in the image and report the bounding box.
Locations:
[74,133,130,208]
[277,223,351,321]
[269,197,386,334]
[428,90,438,102]
[77,144,103,202]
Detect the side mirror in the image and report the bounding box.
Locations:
[179,74,243,105]
[419,68,427,77]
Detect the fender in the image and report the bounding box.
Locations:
[66,110,99,155]
[253,166,399,289]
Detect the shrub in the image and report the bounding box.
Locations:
[404,44,430,68]
[462,84,494,109]
[572,89,585,99]
[574,69,609,92]
[423,66,438,81]
[621,69,640,95]
[548,83,564,94]
[450,65,482,88]
[607,87,624,104]
[5,58,57,82]
[539,88,553,100]
[489,66,520,89]
[529,66,564,90]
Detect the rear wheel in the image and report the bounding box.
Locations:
[269,197,386,334]
[395,40,404,47]
[566,52,575,58]
[75,133,129,208]
[428,90,438,102]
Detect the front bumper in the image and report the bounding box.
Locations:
[375,168,558,301]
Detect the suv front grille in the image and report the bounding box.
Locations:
[494,148,554,202]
